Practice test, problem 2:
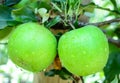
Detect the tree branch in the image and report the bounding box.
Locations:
[78,18,120,27]
[96,5,120,14]
[108,38,120,48]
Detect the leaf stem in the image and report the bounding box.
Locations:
[51,2,62,13]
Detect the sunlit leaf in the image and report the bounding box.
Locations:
[38,8,49,23]
[110,0,117,10]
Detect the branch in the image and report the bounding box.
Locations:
[78,18,120,27]
[108,38,120,48]
[96,5,120,14]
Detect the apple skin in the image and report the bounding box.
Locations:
[8,22,57,72]
[58,25,109,76]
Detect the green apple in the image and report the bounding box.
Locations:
[8,22,57,72]
[58,25,109,76]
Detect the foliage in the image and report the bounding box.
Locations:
[0,0,120,83]
[45,68,72,80]
[0,45,8,65]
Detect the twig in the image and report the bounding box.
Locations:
[78,18,120,27]
[108,38,120,48]
[96,5,120,14]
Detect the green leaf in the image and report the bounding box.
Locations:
[51,2,62,12]
[81,3,96,13]
[7,20,22,27]
[0,27,13,40]
[104,52,120,82]
[109,0,120,13]
[38,1,51,10]
[45,16,61,28]
[68,0,81,7]
[116,1,120,11]
[38,8,49,23]
[0,5,13,29]
[44,68,72,80]
[109,43,120,53]
[58,68,72,80]
[12,7,37,23]
[114,28,120,38]
[110,0,117,10]
[3,0,21,6]
[45,69,56,77]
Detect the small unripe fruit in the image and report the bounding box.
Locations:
[8,22,57,72]
[58,25,109,76]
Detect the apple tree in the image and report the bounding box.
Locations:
[0,0,120,83]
